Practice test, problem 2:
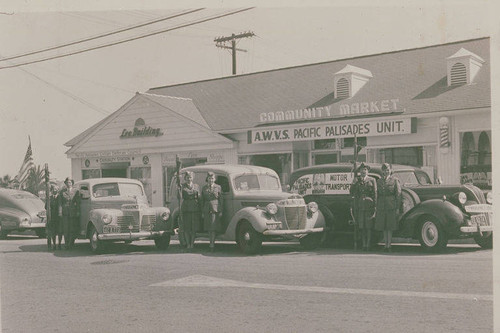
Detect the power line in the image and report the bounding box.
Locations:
[0,7,254,70]
[0,8,204,63]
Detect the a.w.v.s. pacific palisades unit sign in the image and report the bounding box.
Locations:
[120,118,164,139]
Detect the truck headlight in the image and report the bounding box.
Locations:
[307,202,319,213]
[161,210,170,221]
[457,192,467,205]
[266,203,278,215]
[102,214,112,224]
[486,192,493,204]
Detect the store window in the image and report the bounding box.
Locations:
[376,147,423,166]
[130,167,152,204]
[460,131,491,189]
[82,169,101,180]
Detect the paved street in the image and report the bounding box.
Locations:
[0,235,493,333]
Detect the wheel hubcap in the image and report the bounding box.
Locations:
[422,221,438,246]
[244,231,251,242]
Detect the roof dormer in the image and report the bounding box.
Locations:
[333,65,372,99]
[446,48,484,86]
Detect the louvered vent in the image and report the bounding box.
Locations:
[336,78,350,98]
[450,62,467,85]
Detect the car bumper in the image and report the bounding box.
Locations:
[18,222,46,229]
[263,227,324,236]
[460,225,493,233]
[98,230,167,241]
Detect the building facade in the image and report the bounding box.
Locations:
[65,37,491,206]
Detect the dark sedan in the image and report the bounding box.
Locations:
[0,188,47,239]
[289,163,492,251]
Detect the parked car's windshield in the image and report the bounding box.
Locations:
[92,183,144,197]
[11,192,39,200]
[393,171,432,185]
[234,174,281,191]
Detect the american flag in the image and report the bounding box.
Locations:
[15,137,35,188]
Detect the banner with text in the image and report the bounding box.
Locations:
[248,117,416,144]
[291,172,354,195]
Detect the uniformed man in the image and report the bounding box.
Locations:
[45,185,61,250]
[350,163,377,251]
[58,178,79,249]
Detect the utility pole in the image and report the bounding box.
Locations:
[214,31,255,75]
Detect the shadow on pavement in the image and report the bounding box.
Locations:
[13,238,487,258]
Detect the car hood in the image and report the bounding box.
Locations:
[91,196,147,210]
[405,184,484,202]
[232,191,293,201]
[3,198,45,215]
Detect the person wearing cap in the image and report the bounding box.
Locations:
[180,171,201,250]
[201,172,223,252]
[58,177,79,249]
[375,163,401,252]
[46,184,62,250]
[349,163,377,251]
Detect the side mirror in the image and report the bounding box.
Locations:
[80,189,90,199]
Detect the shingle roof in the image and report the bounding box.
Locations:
[148,37,490,132]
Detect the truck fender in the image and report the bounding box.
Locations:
[224,207,273,240]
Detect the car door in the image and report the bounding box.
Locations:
[77,183,90,238]
[215,174,232,233]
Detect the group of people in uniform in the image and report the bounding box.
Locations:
[46,177,80,251]
[178,171,223,252]
[350,162,402,252]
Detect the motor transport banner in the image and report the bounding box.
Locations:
[292,172,354,195]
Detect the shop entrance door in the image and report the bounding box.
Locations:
[102,168,127,178]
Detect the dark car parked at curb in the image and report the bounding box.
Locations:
[289,163,492,251]
[0,188,47,239]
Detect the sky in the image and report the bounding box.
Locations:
[0,0,496,181]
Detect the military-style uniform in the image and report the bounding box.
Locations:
[201,183,223,232]
[58,186,79,249]
[375,175,401,231]
[45,192,61,250]
[180,182,201,233]
[350,175,377,229]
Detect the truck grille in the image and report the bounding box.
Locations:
[117,215,139,233]
[141,215,156,231]
[283,206,307,230]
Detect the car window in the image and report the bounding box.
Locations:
[291,172,354,195]
[392,171,431,186]
[234,174,281,191]
[216,176,230,193]
[12,192,39,200]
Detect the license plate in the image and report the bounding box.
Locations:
[471,214,488,226]
[103,225,120,233]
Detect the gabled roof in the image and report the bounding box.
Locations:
[147,37,490,132]
[66,92,212,147]
[334,65,373,78]
[447,47,485,63]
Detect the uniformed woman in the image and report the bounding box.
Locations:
[180,171,201,250]
[201,172,223,252]
[350,163,377,251]
[375,163,402,252]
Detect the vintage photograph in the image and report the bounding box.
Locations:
[0,1,495,332]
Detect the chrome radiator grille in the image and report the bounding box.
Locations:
[141,215,156,231]
[117,215,139,233]
[282,206,307,230]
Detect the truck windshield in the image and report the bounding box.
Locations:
[92,183,144,197]
[234,174,281,191]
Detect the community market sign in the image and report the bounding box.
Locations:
[259,98,402,124]
[248,117,416,144]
